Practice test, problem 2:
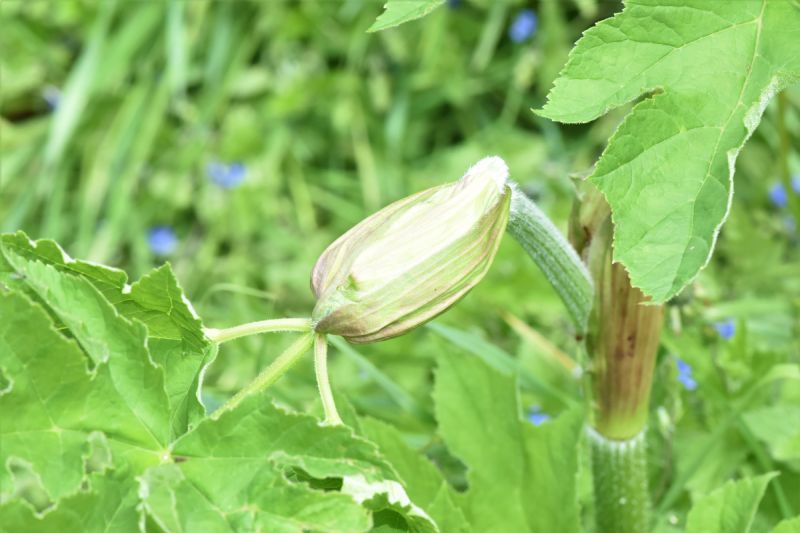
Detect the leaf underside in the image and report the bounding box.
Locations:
[539,0,800,302]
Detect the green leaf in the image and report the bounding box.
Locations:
[1,232,212,436]
[142,463,369,533]
[368,0,445,32]
[685,473,776,533]
[3,251,172,444]
[0,232,128,299]
[538,0,800,302]
[434,350,583,532]
[0,471,141,533]
[1,235,437,531]
[772,516,800,533]
[360,417,469,532]
[0,290,165,500]
[743,406,800,466]
[141,394,433,532]
[118,265,215,435]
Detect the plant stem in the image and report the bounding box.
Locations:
[204,318,311,344]
[314,333,342,425]
[569,180,660,532]
[589,427,650,533]
[212,332,314,419]
[507,183,594,332]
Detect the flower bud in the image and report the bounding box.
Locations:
[311,156,511,343]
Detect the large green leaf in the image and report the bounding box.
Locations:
[0,234,434,532]
[141,395,399,533]
[434,350,583,532]
[3,251,172,442]
[0,232,213,435]
[685,473,776,533]
[0,289,167,501]
[539,0,800,302]
[0,471,141,532]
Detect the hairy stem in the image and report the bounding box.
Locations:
[204,318,311,344]
[507,183,594,332]
[314,333,342,425]
[213,332,314,419]
[589,428,650,533]
[570,180,661,532]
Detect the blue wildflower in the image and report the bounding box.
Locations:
[676,359,697,391]
[769,183,788,208]
[446,0,460,8]
[509,9,537,43]
[713,319,735,341]
[527,406,550,426]
[792,175,800,194]
[148,226,178,256]
[207,161,246,189]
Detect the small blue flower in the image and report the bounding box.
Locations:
[207,161,246,189]
[148,226,178,256]
[509,9,537,43]
[792,175,800,194]
[769,183,788,208]
[527,406,550,426]
[675,359,697,391]
[446,0,460,8]
[713,319,735,341]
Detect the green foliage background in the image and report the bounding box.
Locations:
[1,0,799,531]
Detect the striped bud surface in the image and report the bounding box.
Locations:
[311,156,511,343]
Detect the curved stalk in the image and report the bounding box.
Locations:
[213,332,314,419]
[204,318,311,344]
[507,183,593,333]
[314,333,342,425]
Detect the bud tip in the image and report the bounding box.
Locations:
[464,156,509,193]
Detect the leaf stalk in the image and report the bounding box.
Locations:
[314,333,342,426]
[213,332,314,419]
[204,318,312,344]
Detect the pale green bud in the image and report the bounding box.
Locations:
[311,156,511,343]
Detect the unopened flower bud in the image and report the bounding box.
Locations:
[311,156,511,343]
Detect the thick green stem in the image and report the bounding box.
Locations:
[507,183,594,332]
[314,333,342,425]
[588,234,663,438]
[570,180,661,532]
[212,332,314,419]
[574,183,663,439]
[589,427,650,533]
[204,318,311,344]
